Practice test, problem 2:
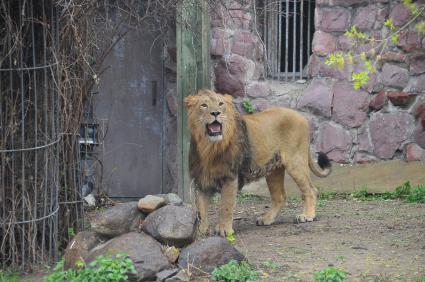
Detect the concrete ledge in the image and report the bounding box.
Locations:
[243,160,425,197]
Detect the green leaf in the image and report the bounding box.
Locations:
[391,34,400,44]
[351,71,370,90]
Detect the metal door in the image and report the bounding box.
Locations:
[95,27,164,198]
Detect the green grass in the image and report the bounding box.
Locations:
[313,267,347,282]
[0,272,20,282]
[351,182,425,203]
[260,260,282,271]
[43,253,136,282]
[212,260,259,282]
[417,275,425,282]
[236,192,264,204]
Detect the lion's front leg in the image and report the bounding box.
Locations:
[215,178,238,237]
[196,190,211,235]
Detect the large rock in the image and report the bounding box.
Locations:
[316,123,352,163]
[406,143,425,161]
[214,54,255,97]
[387,92,417,107]
[352,5,378,30]
[389,3,411,26]
[369,91,387,111]
[142,205,197,248]
[86,232,171,281]
[297,78,333,118]
[178,237,244,275]
[413,124,425,149]
[90,201,143,237]
[332,82,369,128]
[405,73,425,93]
[369,112,414,159]
[63,231,102,270]
[307,54,351,80]
[380,64,409,89]
[138,195,166,213]
[312,31,337,55]
[315,7,350,32]
[410,53,425,75]
[353,152,377,164]
[397,30,421,52]
[246,82,271,98]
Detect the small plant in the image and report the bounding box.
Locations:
[226,231,236,245]
[242,100,255,114]
[68,227,76,238]
[417,275,425,282]
[236,192,264,204]
[260,260,281,271]
[407,184,425,203]
[43,253,136,282]
[212,260,259,282]
[351,186,370,200]
[313,267,347,282]
[0,272,19,282]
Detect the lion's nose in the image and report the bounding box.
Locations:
[210,111,221,117]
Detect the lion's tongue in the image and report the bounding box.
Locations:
[208,123,221,133]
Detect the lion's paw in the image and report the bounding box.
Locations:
[294,214,316,224]
[214,223,234,237]
[256,216,274,226]
[197,222,210,236]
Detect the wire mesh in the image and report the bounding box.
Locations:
[0,0,82,270]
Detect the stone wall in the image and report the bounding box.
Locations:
[211,0,425,163]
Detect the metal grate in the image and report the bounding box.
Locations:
[0,0,61,269]
[264,0,316,81]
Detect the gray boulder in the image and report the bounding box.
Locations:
[86,232,171,281]
[90,201,143,237]
[156,268,179,282]
[142,205,197,248]
[63,231,102,270]
[178,236,244,275]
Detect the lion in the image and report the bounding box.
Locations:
[185,89,332,236]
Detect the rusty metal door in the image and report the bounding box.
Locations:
[95,27,164,198]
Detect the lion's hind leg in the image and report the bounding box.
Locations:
[286,163,317,223]
[256,167,286,226]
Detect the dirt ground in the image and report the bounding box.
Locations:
[207,195,425,282]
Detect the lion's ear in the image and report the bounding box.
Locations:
[223,94,233,103]
[184,95,197,108]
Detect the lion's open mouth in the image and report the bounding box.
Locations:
[206,120,222,136]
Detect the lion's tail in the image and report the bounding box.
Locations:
[308,152,332,178]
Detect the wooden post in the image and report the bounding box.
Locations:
[176,0,211,202]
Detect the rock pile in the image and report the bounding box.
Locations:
[64,193,244,281]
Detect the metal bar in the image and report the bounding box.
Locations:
[277,0,282,81]
[300,0,304,79]
[30,0,38,264]
[293,0,297,80]
[41,0,48,262]
[307,0,311,62]
[285,0,289,81]
[18,0,27,269]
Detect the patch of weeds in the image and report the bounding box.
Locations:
[313,267,347,282]
[226,231,235,245]
[260,260,281,271]
[0,272,20,282]
[351,182,425,203]
[407,184,425,203]
[236,192,264,204]
[351,186,370,200]
[43,253,136,282]
[417,275,425,282]
[67,227,76,238]
[319,191,338,200]
[242,100,255,114]
[211,194,220,205]
[212,260,259,282]
[335,256,346,262]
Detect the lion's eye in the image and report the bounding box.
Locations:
[201,104,208,108]
[218,102,224,106]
